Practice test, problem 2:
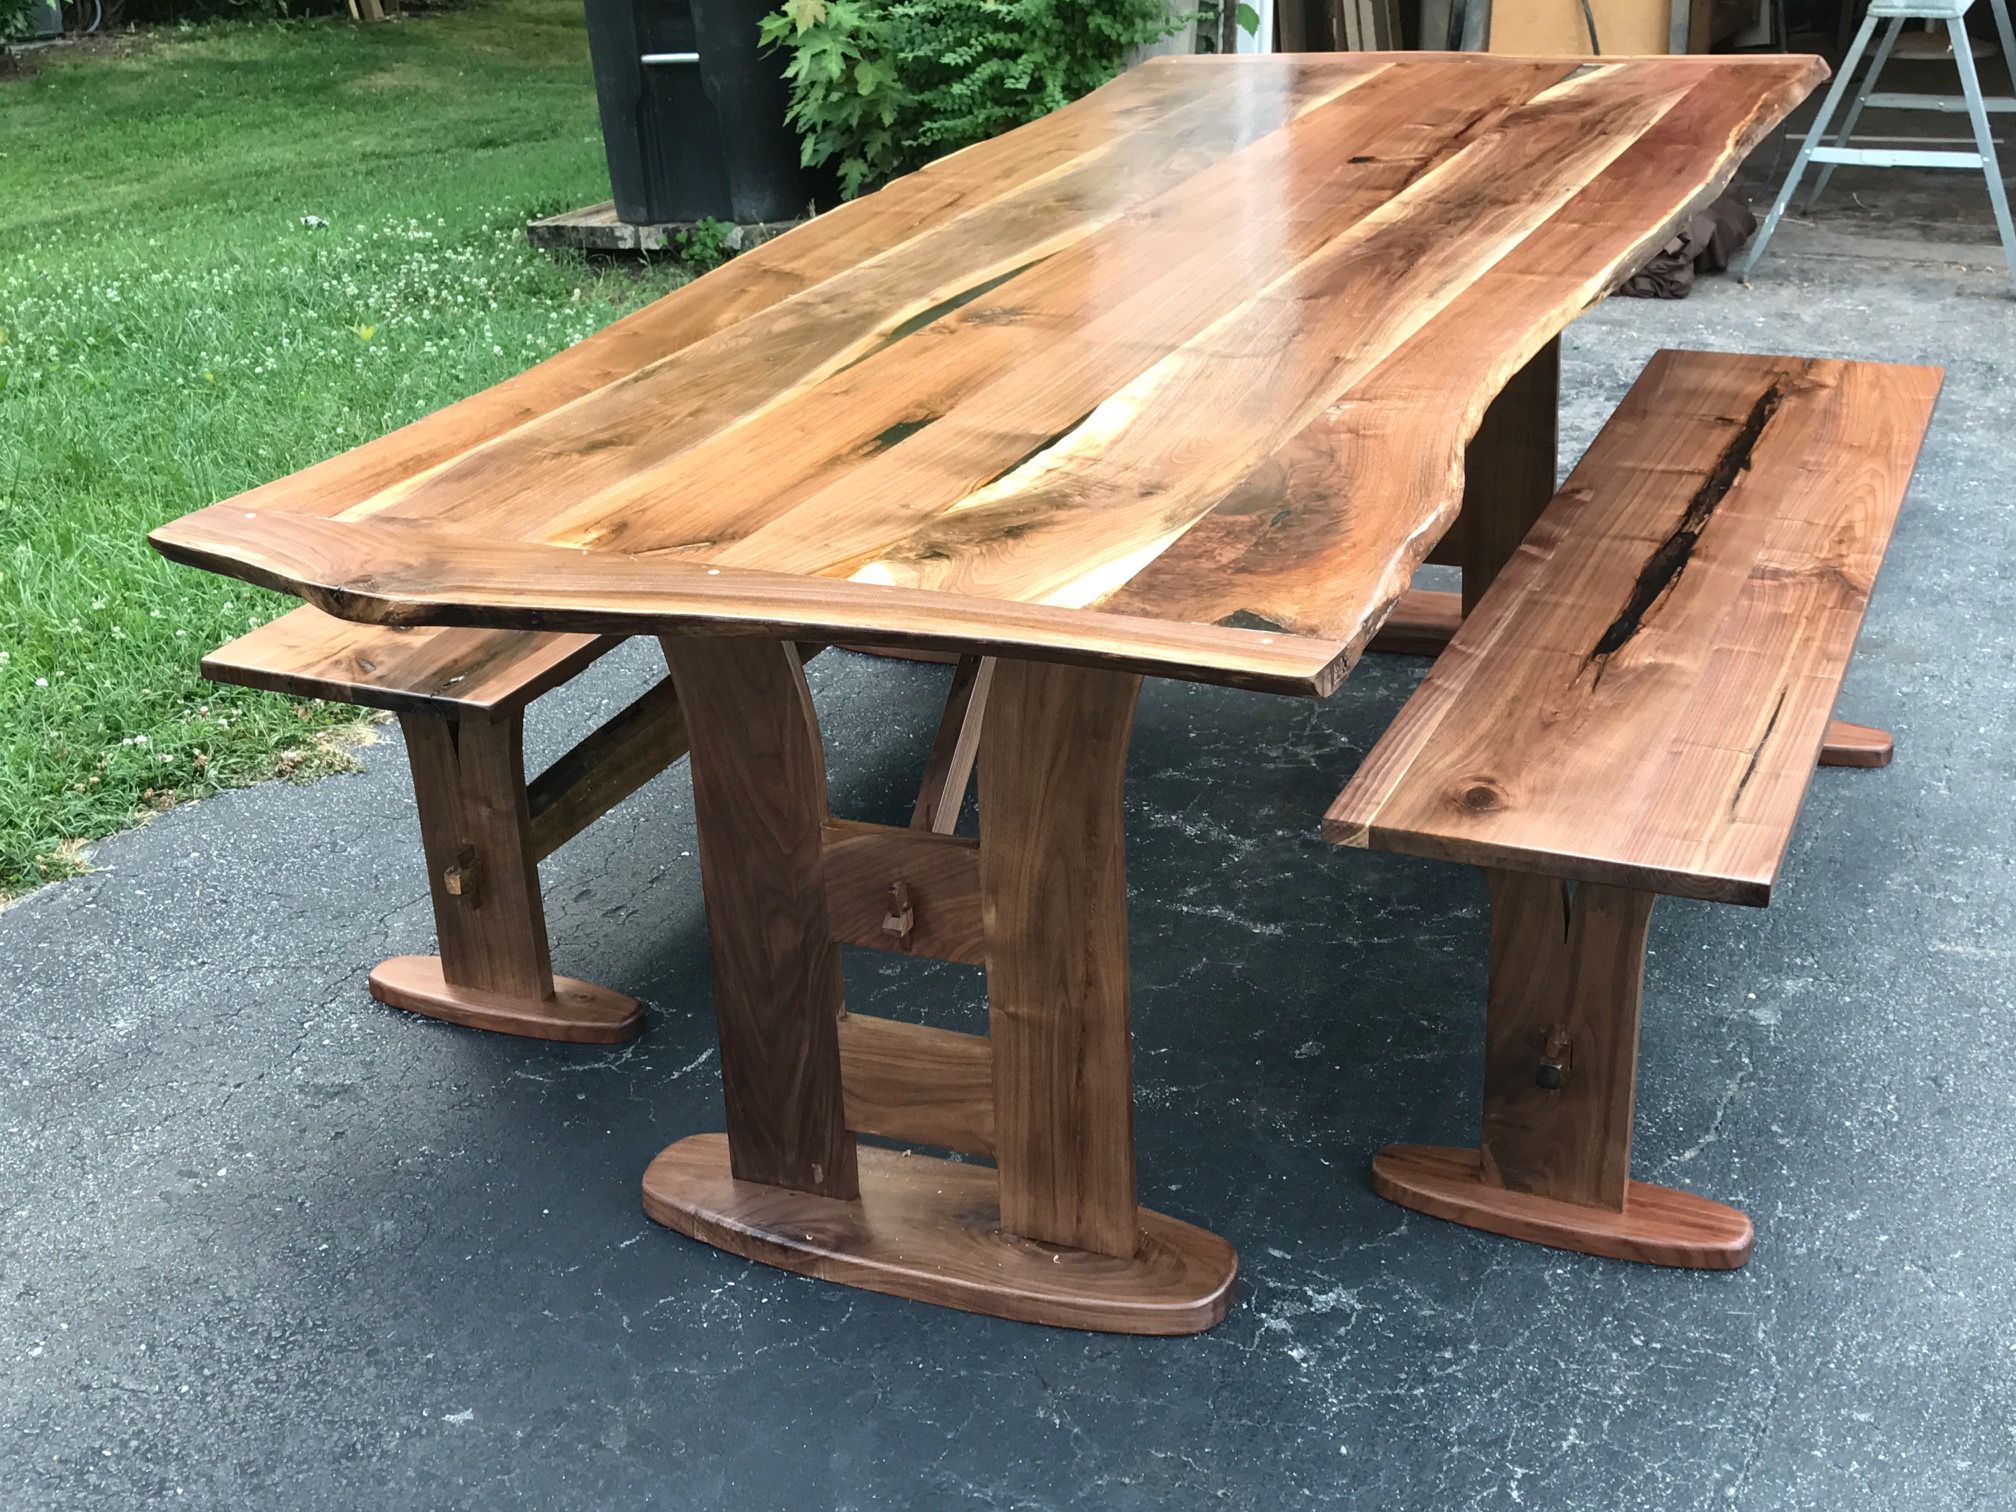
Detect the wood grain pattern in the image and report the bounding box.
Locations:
[643,1135,1237,1334]
[398,711,551,1002]
[1364,586,1464,657]
[524,675,687,863]
[369,955,643,1044]
[1327,351,1942,904]
[836,1013,994,1156]
[820,818,984,965]
[153,55,1823,694]
[982,658,1142,1259]
[203,604,616,717]
[1371,1144,1755,1269]
[910,656,993,834]
[1480,871,1652,1208]
[1458,340,1560,614]
[155,511,1353,696]
[1817,720,1894,769]
[1365,873,1752,1269]
[1366,589,1897,770]
[661,637,857,1199]
[1100,63,1823,646]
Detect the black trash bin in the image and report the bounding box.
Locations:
[583,0,820,226]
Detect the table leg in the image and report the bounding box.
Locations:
[642,641,1237,1333]
[370,710,643,1043]
[1459,338,1560,616]
[983,657,1141,1258]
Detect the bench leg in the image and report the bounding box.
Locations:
[370,711,643,1044]
[1372,869,1754,1269]
[1817,720,1894,769]
[1365,587,1896,769]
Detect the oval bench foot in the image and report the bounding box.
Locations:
[1372,1143,1754,1270]
[1819,720,1894,768]
[368,955,643,1044]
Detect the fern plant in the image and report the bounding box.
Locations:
[763,0,1189,198]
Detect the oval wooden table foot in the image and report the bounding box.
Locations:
[643,1134,1239,1335]
[368,955,644,1044]
[1372,1144,1753,1271]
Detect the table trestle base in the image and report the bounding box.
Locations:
[650,638,1239,1330]
[645,1135,1237,1334]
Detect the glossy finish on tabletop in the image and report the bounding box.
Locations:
[152,53,1822,694]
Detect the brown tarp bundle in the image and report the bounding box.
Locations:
[1619,190,1759,299]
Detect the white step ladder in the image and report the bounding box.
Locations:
[1741,0,2016,289]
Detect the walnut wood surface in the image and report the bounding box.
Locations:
[819,818,984,965]
[204,604,616,717]
[1481,871,1652,1207]
[660,638,857,1199]
[643,1135,1237,1334]
[400,711,553,1002]
[1817,719,1894,769]
[1327,350,1942,904]
[982,659,1142,1258]
[1363,586,1464,657]
[1367,587,1895,768]
[1365,837,1753,1269]
[1458,340,1560,613]
[643,643,1239,1328]
[836,1013,994,1156]
[153,55,1820,695]
[1371,1144,1754,1269]
[524,675,688,862]
[910,655,993,834]
[368,955,643,1044]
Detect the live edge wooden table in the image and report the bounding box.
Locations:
[152,51,1823,1334]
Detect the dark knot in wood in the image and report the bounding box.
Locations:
[1454,779,1506,815]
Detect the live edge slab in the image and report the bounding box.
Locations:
[151,53,1821,1333]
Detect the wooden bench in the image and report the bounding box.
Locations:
[1325,349,1942,1269]
[205,610,991,1044]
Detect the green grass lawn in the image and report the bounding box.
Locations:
[0,0,690,894]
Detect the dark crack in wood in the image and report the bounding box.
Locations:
[868,416,938,453]
[837,262,1045,373]
[1584,378,1789,683]
[974,405,1104,493]
[1728,686,1787,817]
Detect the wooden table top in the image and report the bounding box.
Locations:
[152,52,1823,697]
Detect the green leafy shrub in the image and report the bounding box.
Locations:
[3,0,43,42]
[674,216,736,272]
[761,0,1188,198]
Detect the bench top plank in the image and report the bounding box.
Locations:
[152,55,1821,697]
[1325,350,1943,905]
[204,605,617,718]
